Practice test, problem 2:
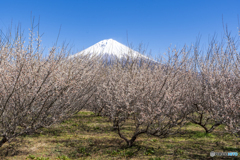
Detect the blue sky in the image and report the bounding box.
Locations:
[0,0,240,60]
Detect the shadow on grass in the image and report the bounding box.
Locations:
[20,114,109,139]
[19,127,64,138]
[221,146,240,152]
[0,138,30,158]
[48,136,170,159]
[49,138,141,159]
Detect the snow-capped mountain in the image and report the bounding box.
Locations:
[68,39,156,63]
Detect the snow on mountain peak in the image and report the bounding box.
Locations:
[69,39,153,61]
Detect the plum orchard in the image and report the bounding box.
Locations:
[89,49,191,147]
[88,31,240,146]
[0,24,102,147]
[0,22,239,148]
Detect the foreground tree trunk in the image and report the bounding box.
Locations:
[116,121,146,147]
[0,135,7,147]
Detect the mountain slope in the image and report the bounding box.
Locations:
[68,39,155,62]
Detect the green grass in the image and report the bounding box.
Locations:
[0,110,239,160]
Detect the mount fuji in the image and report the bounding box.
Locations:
[68,39,156,63]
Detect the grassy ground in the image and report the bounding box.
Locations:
[0,110,239,160]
